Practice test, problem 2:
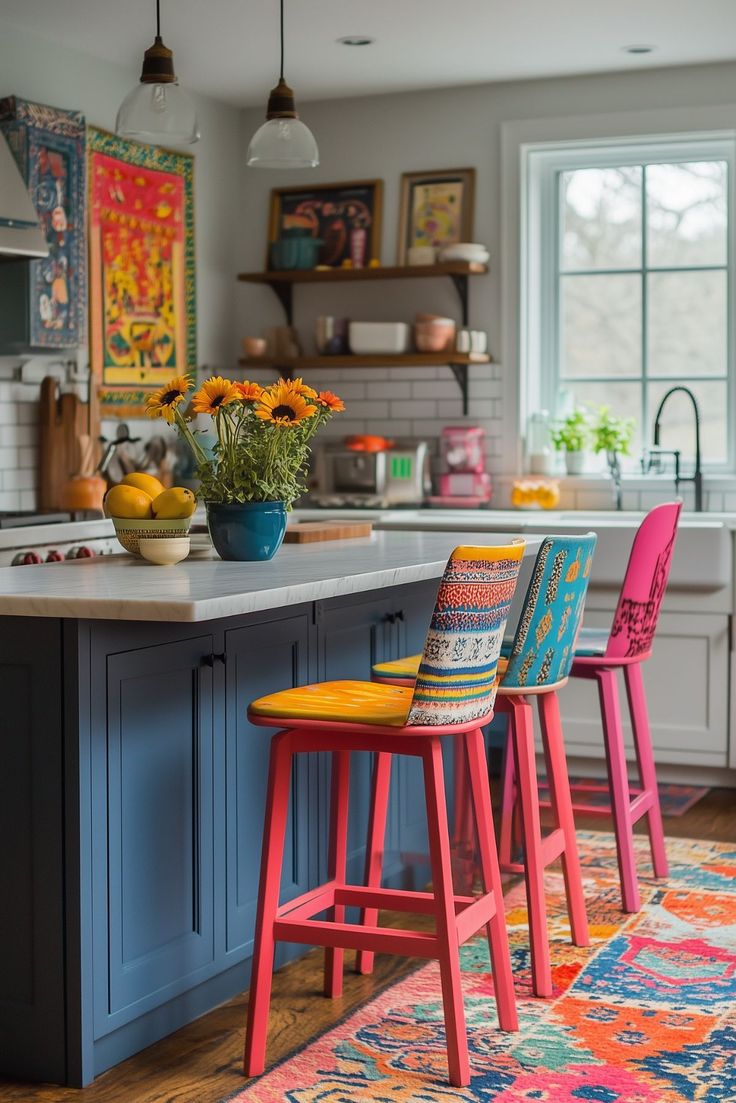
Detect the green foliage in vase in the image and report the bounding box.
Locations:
[145,374,344,507]
[591,406,635,457]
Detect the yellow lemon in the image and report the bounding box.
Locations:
[120,472,166,499]
[105,484,154,519]
[152,487,196,520]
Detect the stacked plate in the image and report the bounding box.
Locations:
[439,242,490,264]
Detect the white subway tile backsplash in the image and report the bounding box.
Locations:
[0,490,21,510]
[391,400,436,419]
[3,468,37,491]
[366,380,411,399]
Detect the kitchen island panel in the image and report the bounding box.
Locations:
[0,618,66,1083]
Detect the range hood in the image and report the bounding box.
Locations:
[0,131,48,259]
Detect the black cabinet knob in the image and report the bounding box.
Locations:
[202,652,227,667]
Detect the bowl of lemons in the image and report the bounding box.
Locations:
[105,473,197,558]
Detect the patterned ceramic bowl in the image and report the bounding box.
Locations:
[111,517,192,557]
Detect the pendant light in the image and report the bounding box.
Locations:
[247,0,319,169]
[116,0,199,146]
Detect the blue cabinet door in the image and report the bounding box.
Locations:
[91,633,216,1038]
[222,610,313,968]
[0,617,65,1082]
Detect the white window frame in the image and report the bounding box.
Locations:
[522,132,736,473]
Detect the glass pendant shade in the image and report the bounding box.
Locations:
[116,80,199,145]
[247,116,319,169]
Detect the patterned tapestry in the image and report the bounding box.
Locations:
[0,96,86,348]
[87,127,195,417]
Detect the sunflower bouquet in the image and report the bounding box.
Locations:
[146,373,344,507]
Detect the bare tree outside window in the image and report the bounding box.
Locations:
[558,160,728,466]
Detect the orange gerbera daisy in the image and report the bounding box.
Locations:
[255,380,318,426]
[316,390,345,412]
[289,377,318,400]
[235,380,265,402]
[192,376,240,415]
[145,375,192,422]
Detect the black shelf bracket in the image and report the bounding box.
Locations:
[449,274,469,327]
[270,282,294,324]
[449,362,469,415]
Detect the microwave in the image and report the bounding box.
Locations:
[313,440,431,505]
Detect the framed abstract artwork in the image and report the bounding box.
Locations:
[87,126,195,417]
[0,96,87,349]
[267,180,382,269]
[397,168,475,264]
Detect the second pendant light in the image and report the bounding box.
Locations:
[247,0,319,169]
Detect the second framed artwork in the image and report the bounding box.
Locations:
[268,179,382,269]
[397,168,475,264]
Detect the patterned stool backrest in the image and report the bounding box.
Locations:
[406,541,525,727]
[503,533,597,691]
[605,500,682,660]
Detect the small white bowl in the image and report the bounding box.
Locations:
[138,537,191,565]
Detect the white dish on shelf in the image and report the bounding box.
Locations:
[439,243,489,263]
[348,321,410,355]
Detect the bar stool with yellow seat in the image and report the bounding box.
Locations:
[368,534,597,999]
[243,541,525,1088]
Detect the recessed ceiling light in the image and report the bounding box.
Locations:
[337,36,375,47]
[622,44,657,55]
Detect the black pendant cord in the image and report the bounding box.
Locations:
[280,0,285,80]
[156,0,161,38]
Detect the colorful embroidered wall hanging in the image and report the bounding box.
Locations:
[87,127,195,416]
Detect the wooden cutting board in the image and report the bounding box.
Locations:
[284,520,373,544]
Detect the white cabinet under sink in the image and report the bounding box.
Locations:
[559,605,730,768]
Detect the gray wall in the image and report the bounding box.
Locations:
[238,60,736,482]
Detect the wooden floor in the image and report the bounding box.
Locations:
[1,787,733,1103]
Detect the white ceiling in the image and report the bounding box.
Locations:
[3,0,736,107]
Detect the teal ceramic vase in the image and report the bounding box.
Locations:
[206,501,287,561]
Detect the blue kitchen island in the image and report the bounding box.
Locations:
[0,529,533,1086]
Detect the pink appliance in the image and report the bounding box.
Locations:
[430,426,492,507]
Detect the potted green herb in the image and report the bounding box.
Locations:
[550,409,589,475]
[591,406,635,510]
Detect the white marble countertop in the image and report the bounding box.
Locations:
[0,529,540,623]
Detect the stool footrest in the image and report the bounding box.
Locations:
[274,917,440,959]
[273,882,499,957]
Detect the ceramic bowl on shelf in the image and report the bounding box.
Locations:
[241,336,267,358]
[138,537,191,566]
[348,321,410,355]
[439,243,489,264]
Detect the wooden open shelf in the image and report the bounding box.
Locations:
[237,352,491,414]
[237,261,488,331]
[237,260,487,286]
[236,261,491,413]
[238,352,490,370]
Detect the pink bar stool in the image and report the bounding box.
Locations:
[500,501,682,914]
[243,542,525,1088]
[369,534,598,1000]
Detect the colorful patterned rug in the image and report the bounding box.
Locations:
[226,832,736,1102]
[542,779,709,818]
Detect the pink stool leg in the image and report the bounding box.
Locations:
[324,750,351,998]
[597,668,640,913]
[508,696,553,998]
[537,692,589,947]
[498,731,516,870]
[422,736,470,1088]
[624,662,668,879]
[356,751,392,976]
[465,727,519,1032]
[244,730,294,1077]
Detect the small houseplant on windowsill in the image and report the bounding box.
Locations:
[550,408,589,475]
[146,374,344,560]
[591,406,635,511]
